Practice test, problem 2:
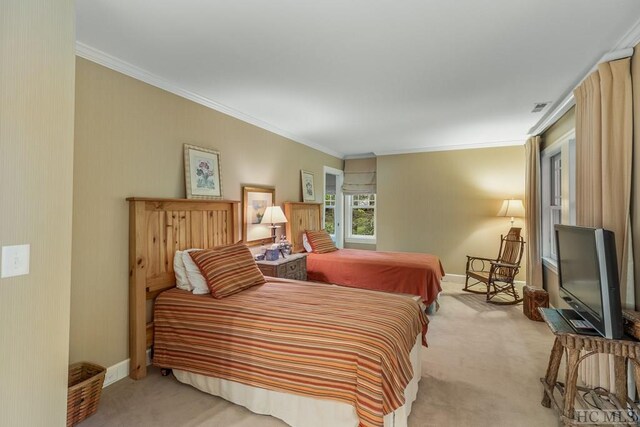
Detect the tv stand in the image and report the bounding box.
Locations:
[556,309,600,336]
[538,308,640,426]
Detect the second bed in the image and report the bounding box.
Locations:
[284,202,445,307]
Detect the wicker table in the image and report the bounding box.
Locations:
[539,308,640,426]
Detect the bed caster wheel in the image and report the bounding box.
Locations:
[160,368,172,377]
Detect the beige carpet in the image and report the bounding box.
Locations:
[79,281,560,427]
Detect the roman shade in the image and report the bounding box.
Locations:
[342,158,376,195]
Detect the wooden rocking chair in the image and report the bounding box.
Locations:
[464,227,525,305]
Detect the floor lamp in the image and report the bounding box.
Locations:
[497,199,525,230]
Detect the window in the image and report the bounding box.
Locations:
[324,193,336,236]
[549,153,562,258]
[345,194,376,242]
[541,131,575,266]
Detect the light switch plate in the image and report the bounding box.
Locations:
[1,245,30,278]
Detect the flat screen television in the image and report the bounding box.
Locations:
[555,225,623,339]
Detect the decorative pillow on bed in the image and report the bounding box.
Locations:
[181,250,210,295]
[302,233,313,253]
[173,249,201,291]
[305,230,338,254]
[189,243,266,298]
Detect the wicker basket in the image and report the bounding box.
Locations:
[67,362,106,426]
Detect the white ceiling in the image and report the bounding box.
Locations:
[76,1,640,158]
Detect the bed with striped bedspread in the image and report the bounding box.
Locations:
[153,278,428,427]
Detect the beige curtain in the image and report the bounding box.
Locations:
[524,136,543,288]
[575,58,633,304]
[633,42,640,311]
[574,58,634,391]
[342,158,377,195]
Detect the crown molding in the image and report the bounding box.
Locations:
[527,94,576,137]
[528,17,640,137]
[528,47,633,136]
[343,152,376,160]
[614,15,640,49]
[75,42,345,159]
[373,139,525,156]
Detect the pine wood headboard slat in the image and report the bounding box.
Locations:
[127,197,239,379]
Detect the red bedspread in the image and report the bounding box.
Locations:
[307,249,444,305]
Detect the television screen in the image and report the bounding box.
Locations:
[556,227,603,319]
[555,225,623,339]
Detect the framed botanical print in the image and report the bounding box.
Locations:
[242,185,276,245]
[184,144,223,199]
[301,170,315,202]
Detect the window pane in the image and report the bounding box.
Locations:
[352,194,374,207]
[325,208,335,234]
[550,153,562,207]
[351,208,374,236]
[550,208,561,256]
[325,193,335,207]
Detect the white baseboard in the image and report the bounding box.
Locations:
[442,273,526,287]
[103,359,129,388]
[103,349,152,388]
[443,274,527,298]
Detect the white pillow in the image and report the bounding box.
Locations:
[173,250,193,291]
[302,232,313,253]
[181,250,210,294]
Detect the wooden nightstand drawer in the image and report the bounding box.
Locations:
[256,253,307,281]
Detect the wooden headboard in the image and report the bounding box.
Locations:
[283,202,323,253]
[127,197,239,379]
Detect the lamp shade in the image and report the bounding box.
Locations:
[260,206,288,225]
[497,199,525,218]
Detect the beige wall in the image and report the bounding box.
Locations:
[0,1,75,425]
[541,107,575,151]
[376,146,526,278]
[540,107,576,307]
[70,58,343,367]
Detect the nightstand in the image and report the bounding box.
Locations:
[256,253,307,281]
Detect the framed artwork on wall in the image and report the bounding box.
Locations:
[301,170,315,202]
[184,144,223,199]
[242,185,276,245]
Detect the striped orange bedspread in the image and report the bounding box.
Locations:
[153,278,428,427]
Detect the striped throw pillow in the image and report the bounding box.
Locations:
[189,243,266,298]
[305,230,338,254]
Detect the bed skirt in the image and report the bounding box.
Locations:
[173,333,423,427]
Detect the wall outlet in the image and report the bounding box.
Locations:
[1,245,30,278]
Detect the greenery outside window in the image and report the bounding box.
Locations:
[345,194,375,242]
[324,193,336,236]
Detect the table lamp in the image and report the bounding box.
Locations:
[260,206,288,241]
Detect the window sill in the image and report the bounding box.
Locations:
[345,237,376,245]
[542,256,558,274]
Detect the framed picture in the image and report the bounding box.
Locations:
[301,170,315,202]
[184,144,223,199]
[242,186,276,245]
